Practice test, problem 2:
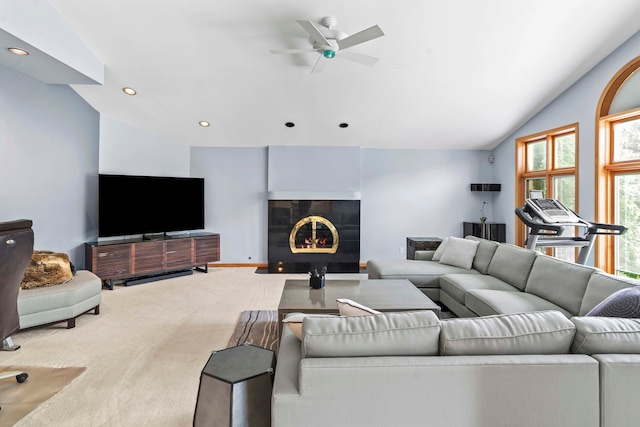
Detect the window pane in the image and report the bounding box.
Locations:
[554,134,575,168]
[553,175,575,211]
[615,173,640,278]
[613,118,640,162]
[526,178,546,199]
[552,175,577,262]
[526,140,546,171]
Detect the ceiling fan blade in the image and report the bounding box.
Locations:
[337,51,379,67]
[337,25,385,51]
[270,48,319,54]
[297,20,332,49]
[311,55,328,74]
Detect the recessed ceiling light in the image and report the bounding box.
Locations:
[339,123,349,128]
[285,122,295,127]
[122,87,137,96]
[199,121,210,127]
[8,47,29,56]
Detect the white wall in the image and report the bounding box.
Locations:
[0,65,99,267]
[491,30,640,247]
[361,148,495,260]
[190,147,267,263]
[99,115,191,177]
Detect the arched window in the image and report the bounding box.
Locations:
[596,56,640,278]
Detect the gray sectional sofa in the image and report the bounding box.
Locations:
[273,309,640,427]
[367,235,640,319]
[271,237,640,426]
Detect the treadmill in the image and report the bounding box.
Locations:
[515,198,626,265]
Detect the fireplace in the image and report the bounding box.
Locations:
[268,199,360,273]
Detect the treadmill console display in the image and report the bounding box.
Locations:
[525,198,580,223]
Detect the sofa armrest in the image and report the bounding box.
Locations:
[592,354,640,427]
[273,323,302,398]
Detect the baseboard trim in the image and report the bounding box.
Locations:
[209,262,368,269]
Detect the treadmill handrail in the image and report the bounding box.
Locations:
[586,221,627,236]
[515,206,583,236]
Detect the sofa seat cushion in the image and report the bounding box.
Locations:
[525,254,594,315]
[440,273,520,305]
[17,270,102,329]
[301,311,441,358]
[571,316,640,354]
[487,244,537,291]
[580,271,640,315]
[465,289,573,318]
[440,311,576,355]
[367,259,479,288]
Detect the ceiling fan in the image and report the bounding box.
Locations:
[270,17,385,73]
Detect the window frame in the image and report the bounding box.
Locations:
[596,108,640,272]
[515,124,579,248]
[595,55,640,274]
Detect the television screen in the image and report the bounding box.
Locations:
[98,174,205,238]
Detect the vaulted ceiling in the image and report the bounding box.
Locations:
[9,1,640,150]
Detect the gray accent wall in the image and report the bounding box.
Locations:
[0,64,99,267]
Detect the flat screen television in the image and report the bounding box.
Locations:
[98,174,205,238]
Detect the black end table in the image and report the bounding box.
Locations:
[193,343,276,427]
[406,237,442,260]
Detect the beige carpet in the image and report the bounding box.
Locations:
[0,365,85,426]
[1,268,366,426]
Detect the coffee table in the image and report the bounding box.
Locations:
[277,279,441,338]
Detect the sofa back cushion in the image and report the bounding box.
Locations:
[579,271,640,315]
[439,311,575,355]
[302,311,441,358]
[524,255,594,315]
[487,244,537,290]
[571,316,640,354]
[465,236,500,274]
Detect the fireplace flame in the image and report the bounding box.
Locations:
[290,215,339,254]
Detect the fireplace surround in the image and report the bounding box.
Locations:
[268,199,360,273]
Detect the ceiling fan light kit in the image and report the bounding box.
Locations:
[270,16,385,73]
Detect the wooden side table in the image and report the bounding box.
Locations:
[406,237,442,260]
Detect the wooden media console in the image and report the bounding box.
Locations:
[85,232,220,289]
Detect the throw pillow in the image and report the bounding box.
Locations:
[586,286,640,318]
[282,313,338,340]
[438,236,479,270]
[336,298,381,316]
[282,313,306,340]
[20,250,74,289]
[431,237,449,261]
